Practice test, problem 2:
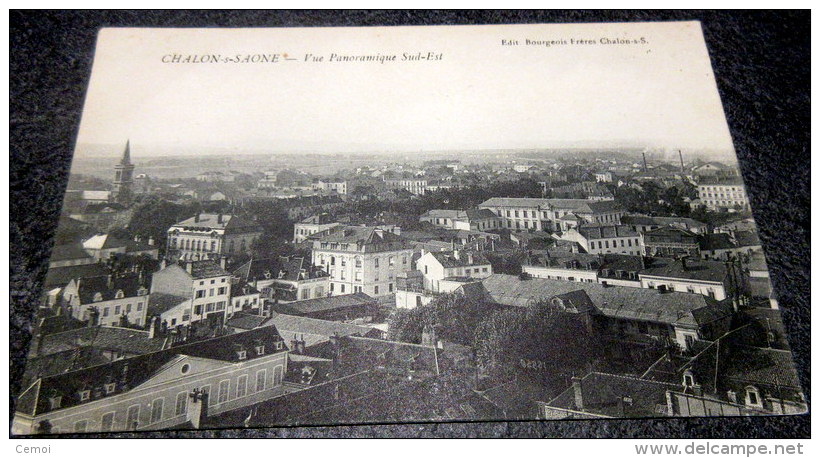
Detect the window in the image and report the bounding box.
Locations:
[103,307,110,317]
[150,398,164,423]
[389,256,395,266]
[256,369,267,391]
[79,390,91,401]
[74,420,88,433]
[273,366,283,385]
[237,375,248,398]
[218,287,226,295]
[105,383,116,394]
[196,290,206,299]
[237,350,247,360]
[374,258,380,268]
[389,283,394,292]
[101,412,115,432]
[218,380,230,403]
[175,392,188,416]
[127,405,140,430]
[48,396,62,410]
[209,288,214,297]
[340,284,346,293]
[374,285,380,295]
[114,305,121,315]
[745,386,762,407]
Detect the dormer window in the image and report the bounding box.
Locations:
[137,287,148,296]
[48,396,62,410]
[275,341,283,350]
[237,350,247,360]
[115,290,125,299]
[93,292,103,302]
[256,345,265,356]
[683,370,695,388]
[105,383,116,394]
[745,386,762,407]
[78,390,91,402]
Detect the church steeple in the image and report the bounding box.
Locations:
[112,140,135,205]
[120,139,132,166]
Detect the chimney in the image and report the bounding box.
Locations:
[467,253,474,265]
[727,390,738,404]
[148,236,155,246]
[134,235,140,242]
[186,387,209,429]
[194,213,200,223]
[453,249,460,261]
[147,316,157,338]
[107,274,113,288]
[220,256,228,270]
[642,151,648,174]
[217,213,223,224]
[186,261,193,274]
[296,335,306,355]
[679,150,685,174]
[680,256,689,271]
[692,384,703,397]
[571,376,585,411]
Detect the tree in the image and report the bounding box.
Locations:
[387,293,503,346]
[473,300,594,388]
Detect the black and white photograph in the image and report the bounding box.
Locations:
[10,18,809,437]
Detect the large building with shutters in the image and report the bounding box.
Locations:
[166,213,262,261]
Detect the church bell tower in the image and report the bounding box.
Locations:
[112,140,135,205]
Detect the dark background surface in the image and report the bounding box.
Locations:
[10,10,810,438]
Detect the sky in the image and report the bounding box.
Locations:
[75,22,737,159]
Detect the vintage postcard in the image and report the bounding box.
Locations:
[12,21,806,435]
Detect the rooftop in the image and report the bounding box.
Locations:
[34,326,168,359]
[577,225,638,240]
[546,372,679,418]
[314,226,412,252]
[639,258,729,283]
[466,274,729,327]
[72,273,147,304]
[16,326,286,417]
[273,292,375,315]
[49,243,93,262]
[429,250,490,268]
[44,264,110,289]
[479,197,623,214]
[171,213,261,233]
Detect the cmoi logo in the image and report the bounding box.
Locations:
[16,445,52,454]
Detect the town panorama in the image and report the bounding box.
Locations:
[12,144,805,434]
